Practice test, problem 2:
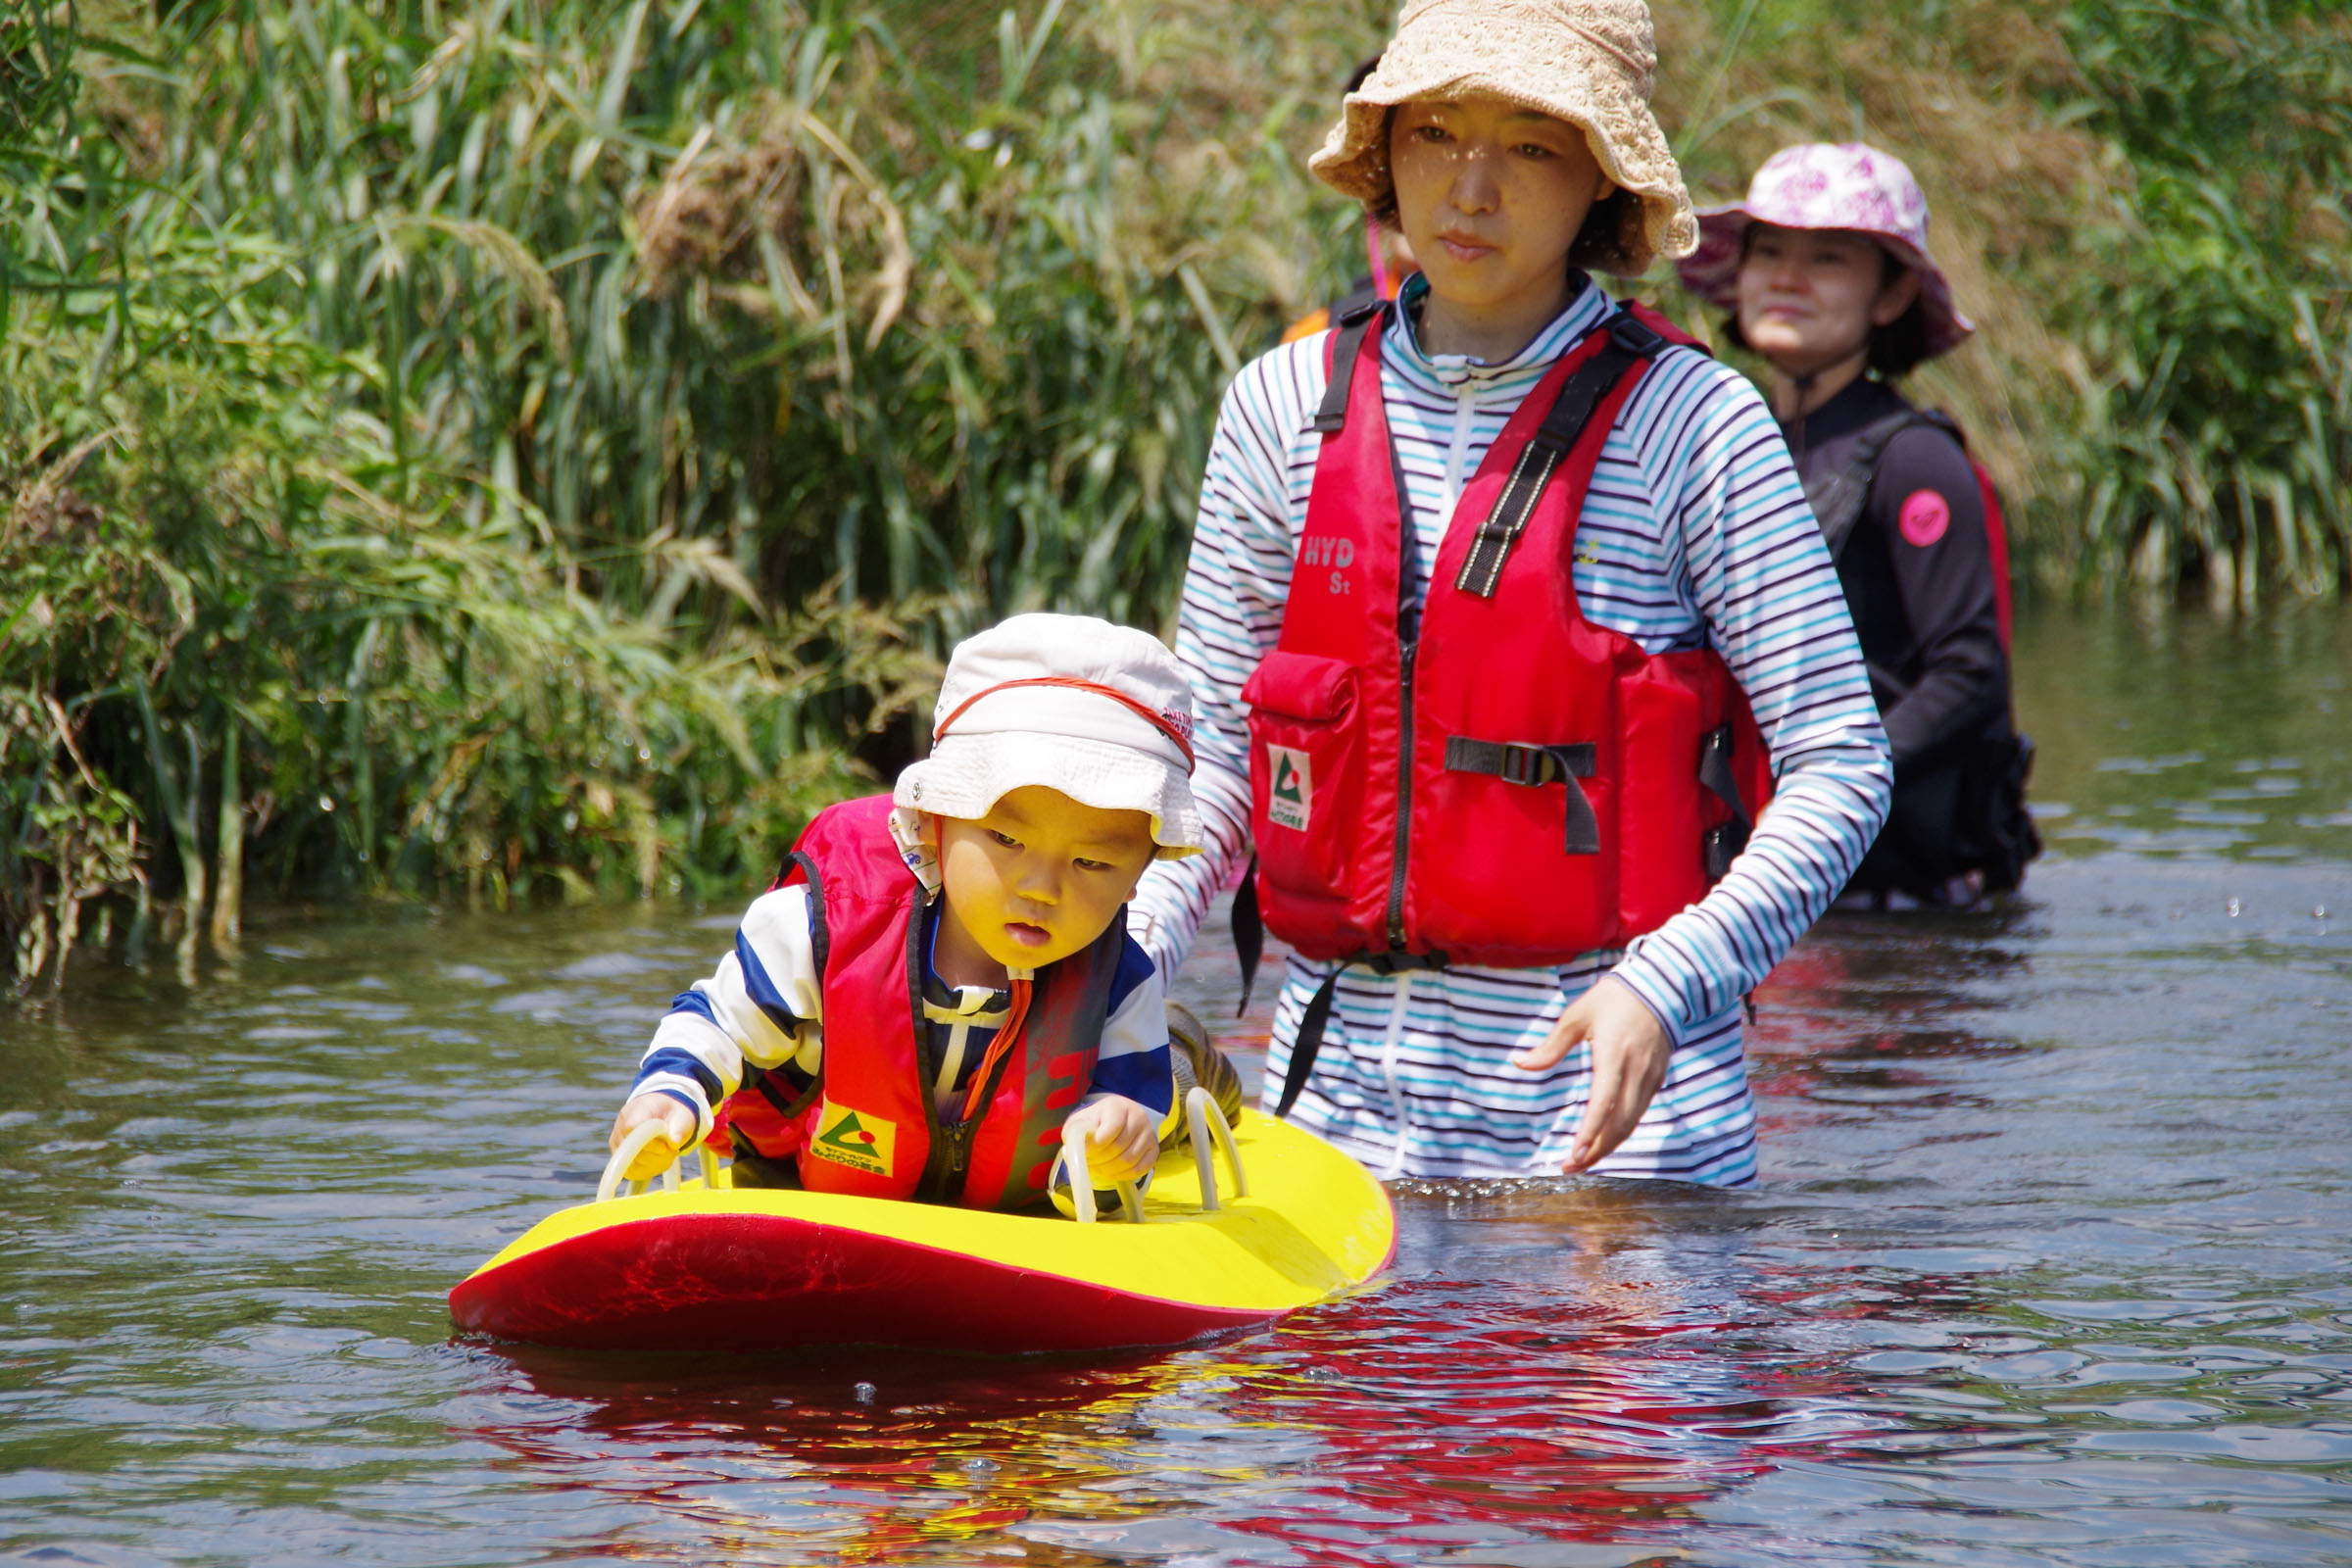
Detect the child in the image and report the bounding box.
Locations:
[608,612,1207,1210]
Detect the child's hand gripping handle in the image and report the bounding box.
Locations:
[599,1121,685,1201]
[602,1092,701,1200]
[1058,1121,1147,1225]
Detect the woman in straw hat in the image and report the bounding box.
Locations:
[1130,0,1892,1187]
[1677,142,2038,909]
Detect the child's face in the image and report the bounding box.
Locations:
[930,786,1157,973]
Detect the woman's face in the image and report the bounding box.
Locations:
[1733,223,1920,375]
[1388,97,1612,317]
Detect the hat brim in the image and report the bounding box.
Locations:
[1675,204,1976,359]
[1305,24,1695,276]
[895,732,1204,859]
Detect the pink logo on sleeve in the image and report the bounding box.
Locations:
[1898,489,1950,548]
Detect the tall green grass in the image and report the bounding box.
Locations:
[1,0,1316,990]
[4,0,2346,995]
[2055,0,2352,600]
[1649,0,2351,601]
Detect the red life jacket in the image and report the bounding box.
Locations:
[1243,303,1775,974]
[1970,455,2014,653]
[717,795,1124,1210]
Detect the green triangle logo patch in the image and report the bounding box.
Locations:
[808,1101,896,1175]
[1274,755,1304,803]
[1266,746,1311,831]
[818,1111,873,1151]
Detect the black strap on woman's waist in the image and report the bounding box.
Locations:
[1442,738,1600,854]
[1274,953,1449,1119]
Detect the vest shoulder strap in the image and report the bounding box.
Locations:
[1804,409,1943,563]
[1307,299,1387,433]
[1450,306,1661,598]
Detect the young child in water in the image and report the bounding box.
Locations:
[608,613,1207,1209]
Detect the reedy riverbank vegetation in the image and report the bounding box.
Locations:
[3,0,2347,992]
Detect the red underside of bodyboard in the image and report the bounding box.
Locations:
[448,1211,1275,1354]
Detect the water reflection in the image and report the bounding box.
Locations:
[1746,913,2037,1152]
[451,1185,1884,1568]
[2,602,2350,1568]
[465,1347,1188,1565]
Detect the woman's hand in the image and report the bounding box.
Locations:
[609,1092,699,1182]
[1507,975,1673,1174]
[1062,1096,1160,1185]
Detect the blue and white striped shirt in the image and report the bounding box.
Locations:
[633,885,1173,1143]
[1130,274,1891,1187]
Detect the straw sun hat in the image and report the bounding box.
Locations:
[1307,0,1697,277]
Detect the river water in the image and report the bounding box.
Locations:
[4,602,2349,1568]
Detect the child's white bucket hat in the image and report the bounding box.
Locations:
[1307,0,1697,277]
[1676,142,1977,358]
[894,613,1205,858]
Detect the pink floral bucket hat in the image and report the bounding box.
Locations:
[1675,142,1975,359]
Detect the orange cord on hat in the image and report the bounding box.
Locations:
[932,676,1195,771]
[957,974,1033,1122]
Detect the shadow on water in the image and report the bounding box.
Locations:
[3,600,2350,1567]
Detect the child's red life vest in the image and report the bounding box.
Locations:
[716,795,1123,1210]
[1244,303,1775,971]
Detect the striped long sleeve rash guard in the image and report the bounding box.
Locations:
[1129,275,1891,1187]
[631,885,1174,1145]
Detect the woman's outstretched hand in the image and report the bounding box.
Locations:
[1507,975,1672,1174]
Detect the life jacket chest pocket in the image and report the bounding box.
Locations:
[1243,650,1365,901]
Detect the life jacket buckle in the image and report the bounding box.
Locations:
[1497,743,1556,787]
[1606,309,1668,358]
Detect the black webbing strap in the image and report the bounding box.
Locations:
[1697,721,1752,880]
[1443,737,1600,855]
[1308,301,1388,433]
[1230,857,1264,1016]
[1802,410,1942,564]
[751,1062,822,1124]
[1274,952,1449,1120]
[1453,309,1663,597]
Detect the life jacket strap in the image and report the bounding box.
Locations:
[1442,737,1601,855]
[1231,855,1264,1016]
[1274,951,1449,1121]
[1454,310,1653,598]
[1696,722,1752,880]
[1308,301,1387,434]
[750,1061,822,1125]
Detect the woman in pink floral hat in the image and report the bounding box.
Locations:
[1679,141,2038,908]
